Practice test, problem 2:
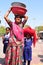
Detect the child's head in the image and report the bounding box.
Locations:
[6,27,10,34]
[25,33,31,39]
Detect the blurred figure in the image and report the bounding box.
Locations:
[2,27,10,54]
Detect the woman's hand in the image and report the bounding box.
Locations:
[24,16,28,21]
[22,16,28,27]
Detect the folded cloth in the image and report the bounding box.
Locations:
[23,27,37,47]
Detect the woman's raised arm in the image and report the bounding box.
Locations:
[22,16,28,27]
[4,7,12,26]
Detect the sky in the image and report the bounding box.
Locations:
[0,0,43,28]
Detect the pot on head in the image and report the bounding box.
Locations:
[11,2,27,16]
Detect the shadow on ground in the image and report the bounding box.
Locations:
[38,55,43,62]
[0,58,5,65]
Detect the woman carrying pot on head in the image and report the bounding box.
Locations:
[4,7,28,65]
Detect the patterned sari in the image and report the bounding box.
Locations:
[5,22,24,65]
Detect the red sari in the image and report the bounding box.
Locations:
[5,22,24,65]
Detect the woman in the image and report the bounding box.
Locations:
[4,7,28,65]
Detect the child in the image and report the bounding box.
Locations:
[23,27,37,65]
[2,27,10,54]
[23,33,32,65]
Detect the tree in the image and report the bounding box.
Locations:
[35,26,43,32]
[0,26,6,36]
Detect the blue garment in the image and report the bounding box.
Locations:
[23,38,32,61]
[3,33,10,53]
[24,38,32,48]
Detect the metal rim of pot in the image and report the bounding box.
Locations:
[11,2,26,8]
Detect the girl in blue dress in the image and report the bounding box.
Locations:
[23,33,33,65]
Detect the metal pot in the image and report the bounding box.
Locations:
[11,2,26,8]
[11,2,27,16]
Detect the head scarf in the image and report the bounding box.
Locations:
[23,27,37,47]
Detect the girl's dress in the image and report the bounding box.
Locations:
[3,33,10,54]
[5,22,24,65]
[23,38,32,61]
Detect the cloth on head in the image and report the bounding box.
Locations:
[23,27,37,47]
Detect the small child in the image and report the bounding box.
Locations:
[2,27,10,54]
[23,33,33,65]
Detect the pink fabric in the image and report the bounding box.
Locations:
[10,22,24,41]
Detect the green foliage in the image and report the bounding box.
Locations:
[35,26,43,32]
[0,26,6,36]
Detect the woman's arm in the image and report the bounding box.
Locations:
[4,7,12,27]
[22,16,28,27]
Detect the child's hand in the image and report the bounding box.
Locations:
[2,36,4,39]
